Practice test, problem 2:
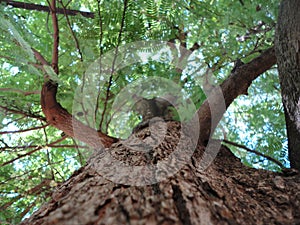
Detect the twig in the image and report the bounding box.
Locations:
[0,105,46,122]
[31,47,49,66]
[49,0,59,75]
[94,0,104,122]
[0,124,49,134]
[59,0,83,61]
[0,136,68,167]
[222,139,285,168]
[99,0,129,130]
[0,88,40,96]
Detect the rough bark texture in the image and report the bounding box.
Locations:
[31,46,290,225]
[275,0,300,170]
[21,122,300,225]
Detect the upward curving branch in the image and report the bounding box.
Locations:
[41,81,118,148]
[36,1,118,149]
[33,48,118,148]
[197,47,277,144]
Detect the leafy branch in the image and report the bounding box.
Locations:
[0,136,68,167]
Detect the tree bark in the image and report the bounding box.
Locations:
[20,123,300,225]
[24,33,300,225]
[275,0,300,170]
[30,47,289,224]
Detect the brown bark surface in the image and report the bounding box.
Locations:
[275,0,300,170]
[21,122,300,225]
[29,46,292,225]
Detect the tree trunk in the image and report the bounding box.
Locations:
[20,122,300,225]
[25,29,297,225]
[275,0,300,170]
[20,1,300,222]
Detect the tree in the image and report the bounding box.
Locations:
[275,0,300,170]
[0,0,299,224]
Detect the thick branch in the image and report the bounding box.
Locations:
[197,47,277,143]
[0,0,94,18]
[41,81,118,148]
[36,2,116,148]
[31,46,118,148]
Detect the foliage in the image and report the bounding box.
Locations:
[222,70,288,171]
[0,0,284,223]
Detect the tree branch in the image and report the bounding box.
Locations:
[39,1,116,148]
[1,145,52,167]
[197,47,277,144]
[223,139,285,168]
[0,124,49,135]
[31,47,50,66]
[41,81,118,148]
[99,0,129,131]
[60,0,83,61]
[30,46,118,148]
[0,136,68,167]
[49,0,59,75]
[0,0,94,18]
[0,105,46,122]
[0,88,40,96]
